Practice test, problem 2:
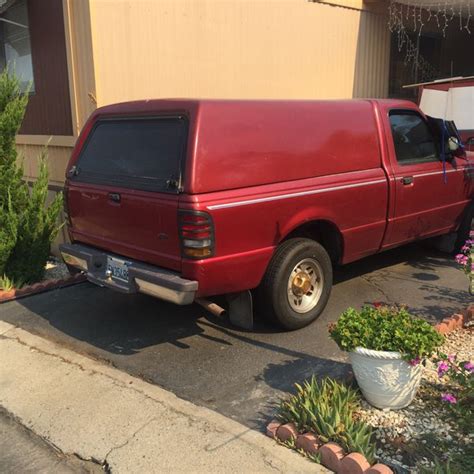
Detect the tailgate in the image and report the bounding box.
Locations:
[66,115,188,272]
[67,183,182,271]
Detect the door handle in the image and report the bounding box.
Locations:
[401,176,414,185]
[108,192,121,203]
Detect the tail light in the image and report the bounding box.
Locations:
[178,211,214,259]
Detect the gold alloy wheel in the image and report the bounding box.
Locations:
[287,257,324,313]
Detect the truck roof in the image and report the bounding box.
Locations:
[86,98,415,194]
[93,98,415,115]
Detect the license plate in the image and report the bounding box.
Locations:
[106,256,130,282]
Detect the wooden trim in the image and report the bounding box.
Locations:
[16,135,76,147]
[62,0,79,137]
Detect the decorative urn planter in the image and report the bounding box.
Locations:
[349,347,423,409]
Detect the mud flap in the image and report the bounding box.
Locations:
[227,290,254,330]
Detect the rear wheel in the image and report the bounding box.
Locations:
[258,238,332,330]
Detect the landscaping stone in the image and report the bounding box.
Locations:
[364,464,393,474]
[435,321,450,334]
[451,313,464,329]
[295,432,320,454]
[266,420,281,439]
[465,303,474,324]
[339,452,370,474]
[442,317,456,332]
[276,423,298,442]
[319,442,344,472]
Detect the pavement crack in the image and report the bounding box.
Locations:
[360,274,394,305]
[104,417,158,461]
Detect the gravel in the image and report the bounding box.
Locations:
[44,258,70,281]
[357,328,474,473]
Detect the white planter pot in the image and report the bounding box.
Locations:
[349,347,423,409]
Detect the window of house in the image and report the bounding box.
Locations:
[389,110,439,165]
[0,0,34,92]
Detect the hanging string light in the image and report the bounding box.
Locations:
[389,1,472,37]
[388,1,472,82]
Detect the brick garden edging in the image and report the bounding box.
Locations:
[433,303,474,334]
[0,273,86,303]
[267,420,393,473]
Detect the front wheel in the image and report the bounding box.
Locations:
[258,238,333,330]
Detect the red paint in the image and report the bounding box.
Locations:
[65,99,473,298]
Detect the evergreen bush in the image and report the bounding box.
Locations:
[0,68,63,285]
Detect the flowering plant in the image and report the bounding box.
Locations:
[329,305,444,363]
[434,353,474,420]
[455,231,473,294]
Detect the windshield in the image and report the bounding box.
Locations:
[72,116,188,192]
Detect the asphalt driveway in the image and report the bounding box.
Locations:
[0,243,470,429]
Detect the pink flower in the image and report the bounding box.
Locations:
[437,361,449,377]
[455,254,468,265]
[464,362,474,373]
[447,354,456,362]
[409,357,421,366]
[441,393,457,404]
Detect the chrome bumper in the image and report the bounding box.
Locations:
[59,243,198,305]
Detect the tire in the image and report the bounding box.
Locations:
[454,201,473,253]
[258,238,333,330]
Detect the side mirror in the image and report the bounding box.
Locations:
[448,136,460,152]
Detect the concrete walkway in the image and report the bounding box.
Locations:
[0,321,325,473]
[0,408,101,474]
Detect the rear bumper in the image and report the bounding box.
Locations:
[59,243,198,305]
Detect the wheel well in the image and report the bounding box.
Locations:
[283,220,343,264]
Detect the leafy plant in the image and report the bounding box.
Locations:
[278,376,376,463]
[0,68,63,285]
[0,273,24,291]
[329,305,444,363]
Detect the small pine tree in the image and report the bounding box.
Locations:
[0,68,63,284]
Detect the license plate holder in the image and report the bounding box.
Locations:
[106,256,131,283]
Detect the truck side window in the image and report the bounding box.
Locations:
[389,111,439,165]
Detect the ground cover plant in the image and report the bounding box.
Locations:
[277,376,376,463]
[0,68,63,287]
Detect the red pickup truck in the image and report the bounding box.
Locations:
[60,99,473,330]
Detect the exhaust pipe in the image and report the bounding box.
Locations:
[195,298,227,318]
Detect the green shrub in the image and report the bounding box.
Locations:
[0,68,63,284]
[278,376,376,464]
[329,305,444,363]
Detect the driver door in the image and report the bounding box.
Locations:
[382,109,468,248]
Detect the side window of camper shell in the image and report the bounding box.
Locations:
[389,110,439,165]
